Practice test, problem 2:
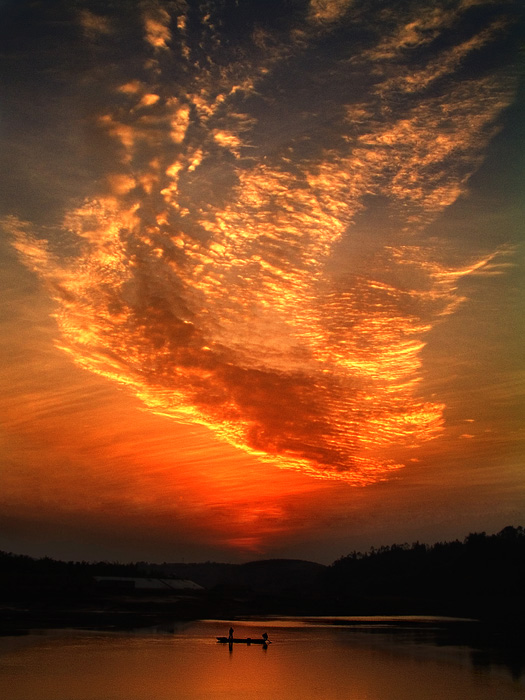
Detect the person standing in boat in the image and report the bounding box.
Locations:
[228,626,234,641]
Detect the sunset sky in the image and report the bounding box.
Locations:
[1,0,523,564]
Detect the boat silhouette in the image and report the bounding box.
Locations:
[216,636,271,645]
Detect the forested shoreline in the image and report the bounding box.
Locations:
[1,526,524,631]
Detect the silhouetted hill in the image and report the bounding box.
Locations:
[152,558,325,593]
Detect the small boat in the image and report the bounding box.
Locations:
[216,636,271,645]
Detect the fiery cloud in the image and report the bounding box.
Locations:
[7,0,521,484]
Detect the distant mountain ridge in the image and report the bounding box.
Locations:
[149,559,326,591]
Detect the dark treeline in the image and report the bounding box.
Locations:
[1,526,524,625]
[0,552,157,577]
[2,525,524,580]
[325,526,525,621]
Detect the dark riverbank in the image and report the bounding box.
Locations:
[1,526,524,634]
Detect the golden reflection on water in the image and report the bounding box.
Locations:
[0,620,522,700]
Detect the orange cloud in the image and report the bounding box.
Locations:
[6,0,520,487]
[308,0,353,24]
[144,9,172,51]
[79,9,111,39]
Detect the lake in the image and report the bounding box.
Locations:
[0,617,523,699]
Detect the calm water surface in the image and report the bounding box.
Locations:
[0,617,523,700]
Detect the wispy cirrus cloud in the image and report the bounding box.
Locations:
[6,0,521,483]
